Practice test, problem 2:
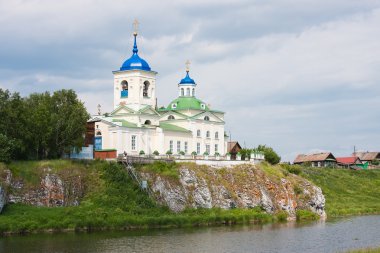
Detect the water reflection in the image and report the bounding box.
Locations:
[1,216,380,253]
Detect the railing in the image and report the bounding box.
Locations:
[119,157,156,199]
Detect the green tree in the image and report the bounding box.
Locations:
[49,89,89,158]
[0,134,15,163]
[257,145,281,165]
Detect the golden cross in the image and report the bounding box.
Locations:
[133,19,139,35]
[185,60,191,72]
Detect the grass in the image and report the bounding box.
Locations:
[0,160,272,235]
[301,167,380,217]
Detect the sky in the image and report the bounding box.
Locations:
[1,0,380,161]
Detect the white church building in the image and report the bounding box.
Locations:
[88,26,228,158]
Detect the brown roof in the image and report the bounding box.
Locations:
[227,141,242,153]
[353,152,380,161]
[294,152,336,164]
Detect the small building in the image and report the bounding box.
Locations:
[336,156,362,169]
[353,152,380,165]
[293,152,337,167]
[227,141,242,160]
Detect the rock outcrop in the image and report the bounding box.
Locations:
[141,164,326,219]
[0,168,85,211]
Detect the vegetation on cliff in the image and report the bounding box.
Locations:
[301,167,380,217]
[0,160,273,235]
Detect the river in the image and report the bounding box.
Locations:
[1,215,380,253]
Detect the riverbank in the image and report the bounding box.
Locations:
[1,160,296,235]
[300,166,380,217]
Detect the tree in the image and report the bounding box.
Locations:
[49,89,89,158]
[0,134,15,163]
[257,145,281,165]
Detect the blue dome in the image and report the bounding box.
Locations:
[120,54,151,71]
[120,35,151,71]
[179,71,196,85]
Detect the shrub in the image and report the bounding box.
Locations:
[179,151,185,155]
[191,151,197,156]
[296,210,319,221]
[203,151,209,156]
[166,150,172,155]
[153,150,159,156]
[275,211,288,222]
[215,152,220,156]
[139,150,145,155]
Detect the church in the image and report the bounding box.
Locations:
[87,23,227,158]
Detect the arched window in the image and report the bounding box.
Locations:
[121,80,128,90]
[204,116,210,121]
[186,88,190,96]
[121,80,128,98]
[144,120,151,125]
[215,132,219,139]
[206,131,210,138]
[197,129,201,137]
[181,88,184,96]
[143,81,150,97]
[168,115,175,120]
[171,103,177,109]
[192,88,195,96]
[96,131,102,136]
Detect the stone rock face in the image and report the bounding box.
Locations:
[142,164,326,218]
[0,168,85,210]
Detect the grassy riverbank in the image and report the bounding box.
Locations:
[345,247,380,253]
[0,160,275,235]
[301,167,380,217]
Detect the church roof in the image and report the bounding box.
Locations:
[120,34,151,71]
[179,71,196,85]
[161,97,210,111]
[159,123,191,133]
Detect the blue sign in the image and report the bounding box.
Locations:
[95,136,102,150]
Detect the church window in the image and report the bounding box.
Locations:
[169,140,173,153]
[143,81,150,97]
[144,120,151,125]
[184,142,188,154]
[206,131,210,138]
[197,129,201,137]
[168,115,175,120]
[197,143,201,155]
[215,132,219,139]
[131,135,136,151]
[177,141,181,154]
[192,88,195,96]
[171,103,177,109]
[96,131,102,136]
[121,80,128,97]
[186,88,190,96]
[204,116,210,121]
[181,88,184,96]
[215,144,218,153]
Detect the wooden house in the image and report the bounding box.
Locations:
[293,152,337,167]
[336,156,362,169]
[353,152,380,165]
[227,141,242,160]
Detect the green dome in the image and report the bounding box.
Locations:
[165,97,209,111]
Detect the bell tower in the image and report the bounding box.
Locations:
[178,60,197,97]
[112,19,157,109]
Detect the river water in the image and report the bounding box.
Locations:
[1,215,380,253]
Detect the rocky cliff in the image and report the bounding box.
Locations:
[0,167,86,211]
[140,163,326,219]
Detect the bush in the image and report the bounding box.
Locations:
[166,150,172,155]
[139,150,145,155]
[179,151,185,155]
[153,150,159,156]
[280,164,302,175]
[296,210,319,221]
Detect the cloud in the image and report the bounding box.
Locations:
[1,0,379,161]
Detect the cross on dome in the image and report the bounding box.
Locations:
[133,19,139,36]
[185,60,191,72]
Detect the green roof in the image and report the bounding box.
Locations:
[159,123,191,133]
[159,97,210,111]
[112,119,139,128]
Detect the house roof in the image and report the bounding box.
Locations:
[294,152,336,163]
[353,152,380,161]
[336,156,361,165]
[227,141,242,153]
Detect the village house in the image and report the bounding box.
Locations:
[336,156,363,169]
[353,152,380,166]
[293,152,337,167]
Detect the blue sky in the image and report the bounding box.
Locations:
[1,0,379,161]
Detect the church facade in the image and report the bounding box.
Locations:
[88,29,227,157]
